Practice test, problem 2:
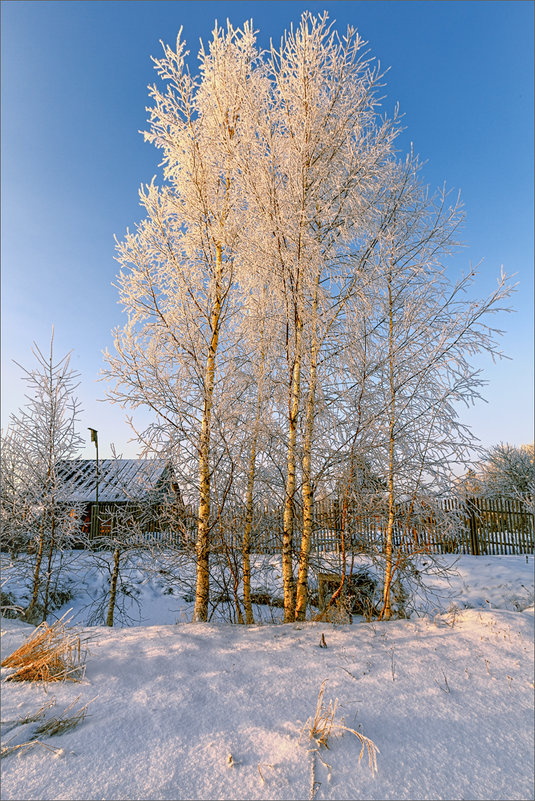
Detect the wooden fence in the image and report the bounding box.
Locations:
[310,496,533,556]
[458,496,533,555]
[89,496,533,556]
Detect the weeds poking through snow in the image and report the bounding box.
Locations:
[304,681,379,774]
[0,696,94,760]
[257,763,276,786]
[1,738,62,760]
[446,603,461,627]
[338,665,358,681]
[306,681,337,748]
[34,696,94,737]
[1,614,86,682]
[435,669,451,694]
[0,700,56,736]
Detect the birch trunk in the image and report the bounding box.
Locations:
[382,268,396,620]
[106,546,121,627]
[242,439,256,624]
[295,287,320,621]
[282,316,302,622]
[242,322,268,624]
[193,243,223,622]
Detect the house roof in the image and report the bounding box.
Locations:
[56,459,177,503]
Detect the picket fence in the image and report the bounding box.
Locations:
[92,495,533,556]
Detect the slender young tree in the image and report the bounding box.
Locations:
[7,332,83,622]
[235,285,277,624]
[353,156,512,618]
[104,23,260,621]
[236,12,399,620]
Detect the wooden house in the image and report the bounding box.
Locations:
[56,459,183,540]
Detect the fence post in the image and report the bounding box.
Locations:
[467,497,480,556]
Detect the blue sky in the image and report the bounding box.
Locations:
[1,0,533,459]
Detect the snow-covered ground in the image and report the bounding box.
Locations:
[3,550,534,628]
[1,554,534,800]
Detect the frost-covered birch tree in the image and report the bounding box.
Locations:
[235,12,399,621]
[105,11,514,625]
[104,23,261,621]
[349,156,513,618]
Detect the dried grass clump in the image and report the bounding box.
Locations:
[1,696,95,760]
[34,695,92,737]
[1,738,62,760]
[305,681,379,774]
[1,614,85,682]
[1,700,56,736]
[307,681,338,746]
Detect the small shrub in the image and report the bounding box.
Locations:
[312,605,352,624]
[250,591,272,606]
[392,576,409,619]
[250,591,285,608]
[308,591,319,608]
[213,591,231,604]
[317,570,379,620]
[0,590,21,620]
[48,587,73,608]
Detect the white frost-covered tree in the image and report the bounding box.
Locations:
[105,12,515,624]
[344,156,512,618]
[104,23,261,621]
[1,427,33,557]
[5,332,83,622]
[235,12,399,620]
[477,443,534,503]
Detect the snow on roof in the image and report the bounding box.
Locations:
[56,459,175,503]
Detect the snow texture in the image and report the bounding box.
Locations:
[1,555,534,801]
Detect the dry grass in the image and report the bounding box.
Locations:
[1,614,86,682]
[307,681,339,747]
[1,738,62,760]
[1,700,56,736]
[34,695,93,737]
[1,696,95,760]
[305,681,379,774]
